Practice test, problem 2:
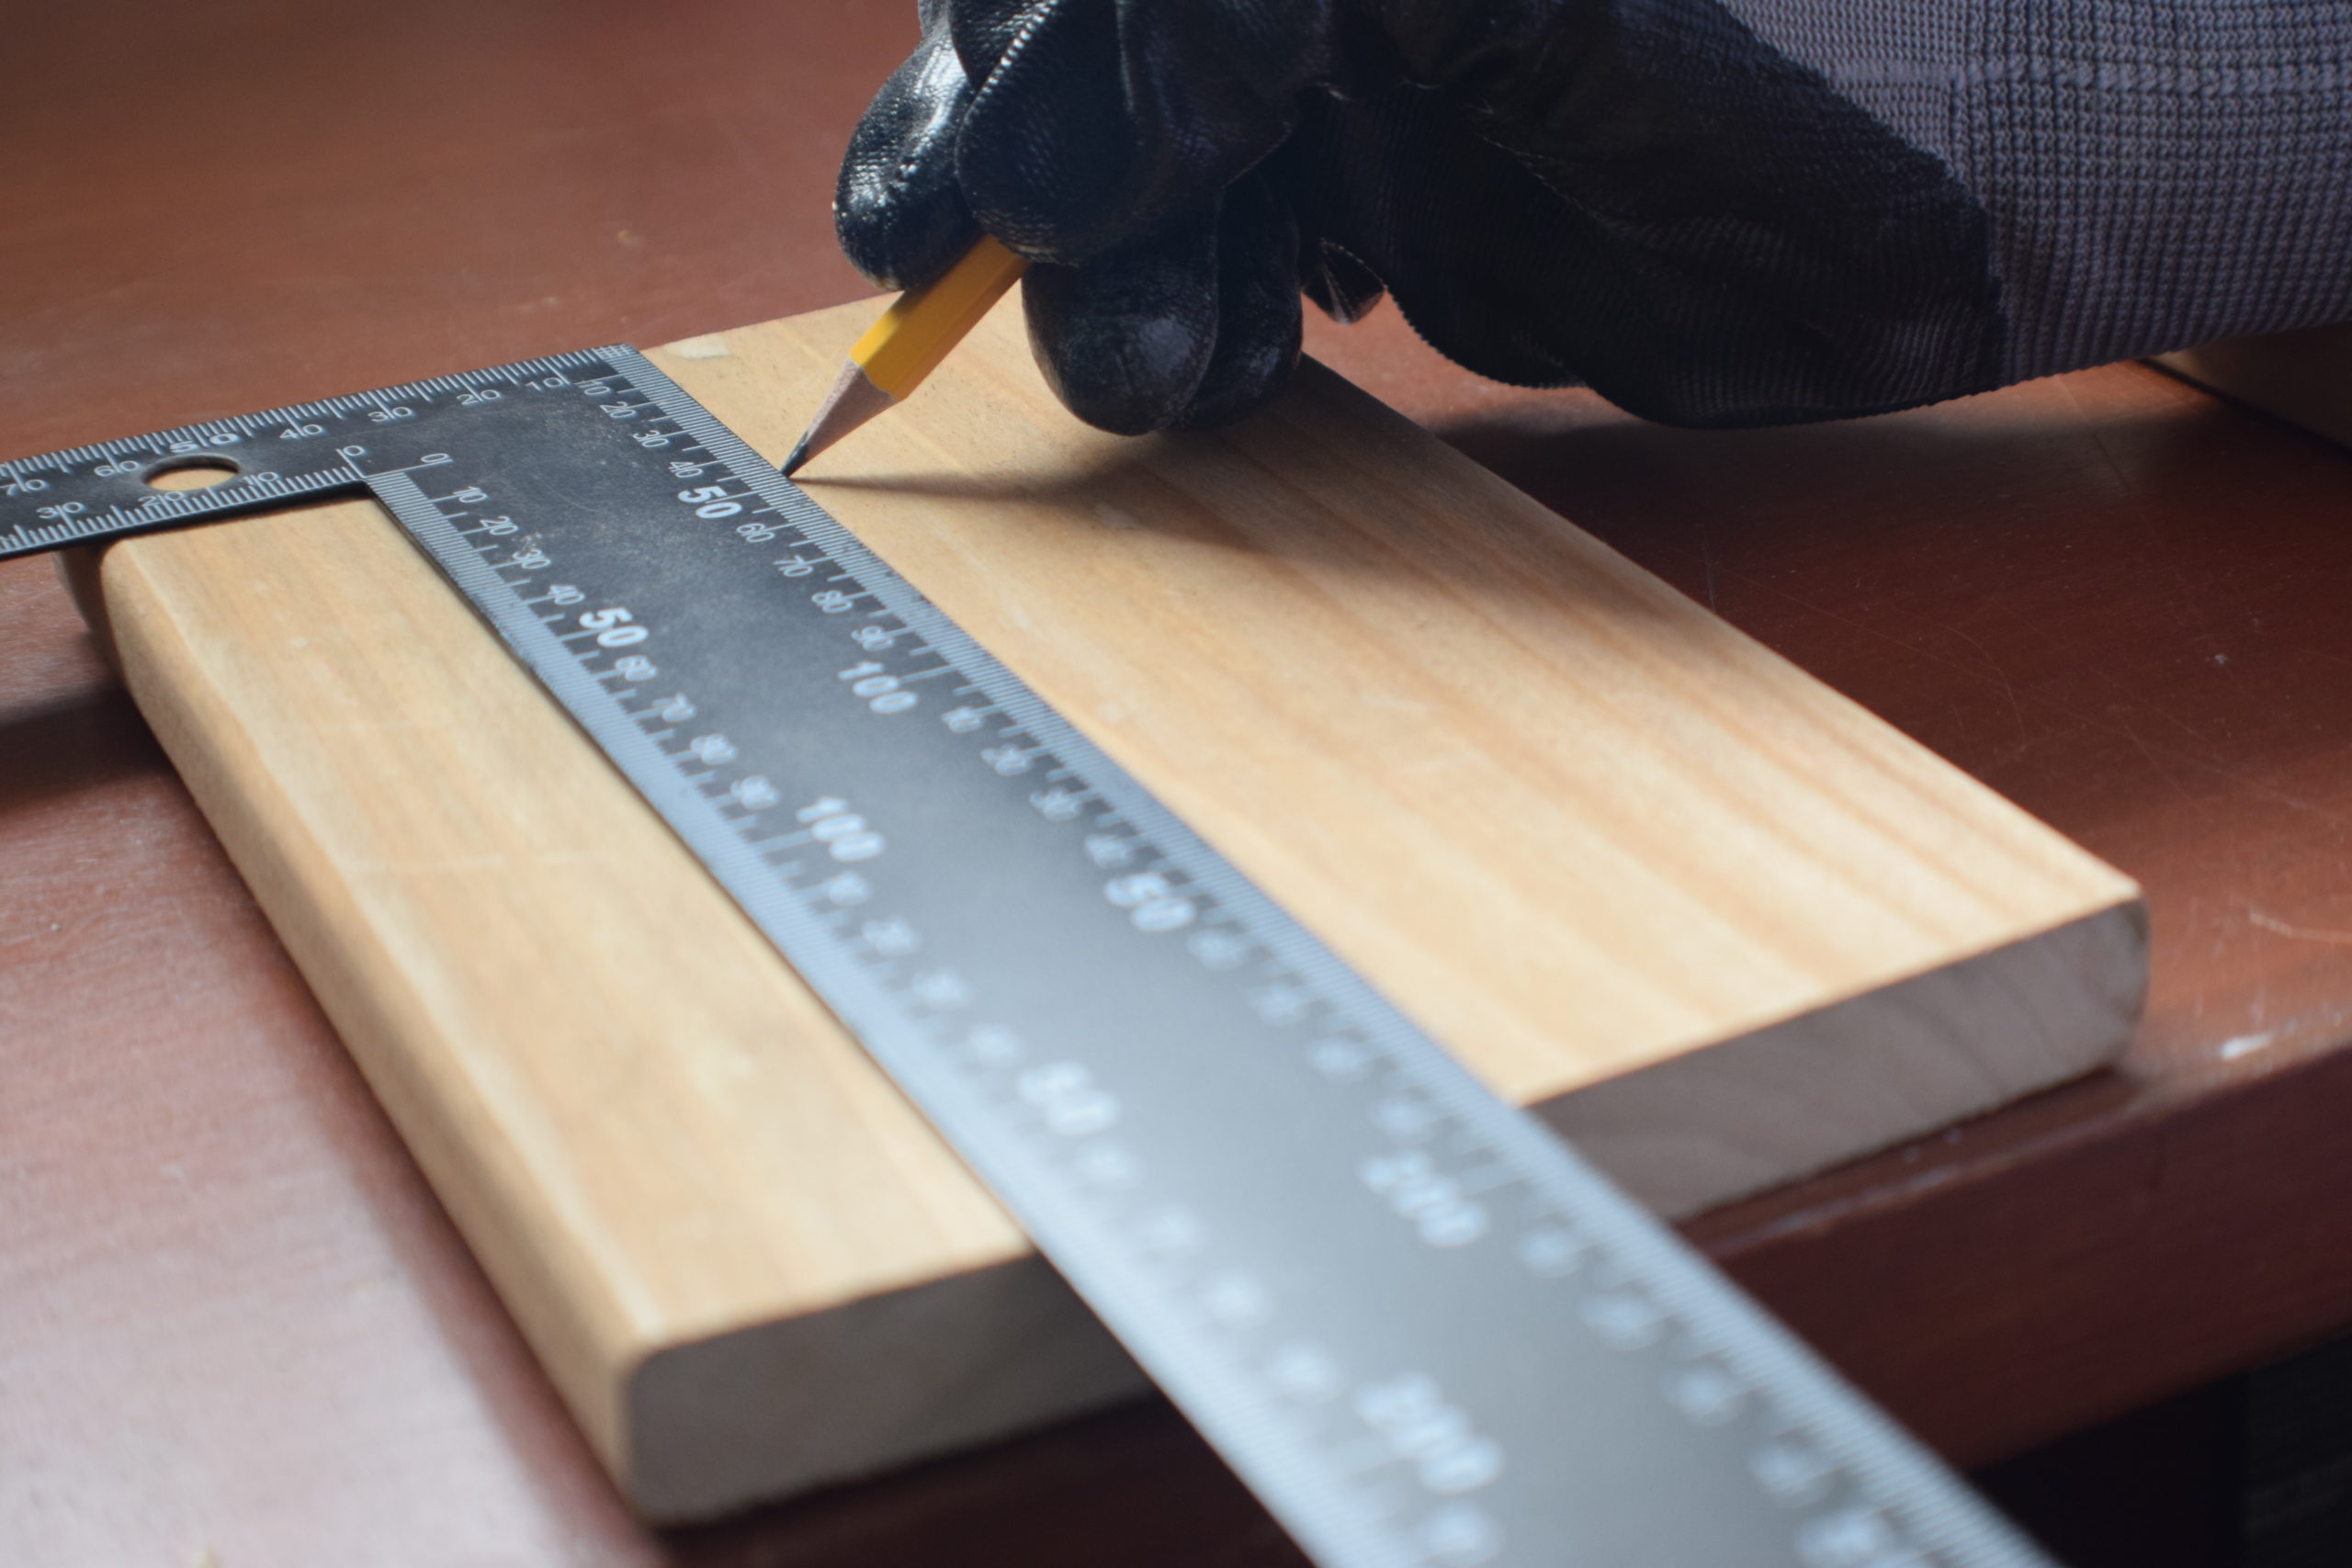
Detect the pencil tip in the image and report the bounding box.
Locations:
[781,362,895,479]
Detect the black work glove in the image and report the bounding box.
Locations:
[836,0,2352,435]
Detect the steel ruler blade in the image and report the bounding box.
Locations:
[3,351,2061,1568]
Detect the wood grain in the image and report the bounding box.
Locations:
[82,295,2142,1520]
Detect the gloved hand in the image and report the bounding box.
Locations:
[836,0,2352,435]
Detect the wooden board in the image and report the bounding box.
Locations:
[70,295,2145,1521]
[2159,322,2352,450]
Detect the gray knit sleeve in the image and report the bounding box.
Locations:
[1727,0,2352,383]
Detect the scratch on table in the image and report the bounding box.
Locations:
[1939,618,2025,733]
[2117,717,2191,795]
[2216,1030,2278,1061]
[2248,908,2352,946]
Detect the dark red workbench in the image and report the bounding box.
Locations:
[6,3,2351,1562]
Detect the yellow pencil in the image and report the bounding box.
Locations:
[782,235,1031,476]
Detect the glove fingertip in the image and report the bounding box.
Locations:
[1024,261,1217,435]
[1168,302,1298,431]
[836,174,981,293]
[1173,180,1306,431]
[834,29,983,289]
[1021,207,1227,434]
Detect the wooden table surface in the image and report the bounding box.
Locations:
[7,3,2352,1563]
